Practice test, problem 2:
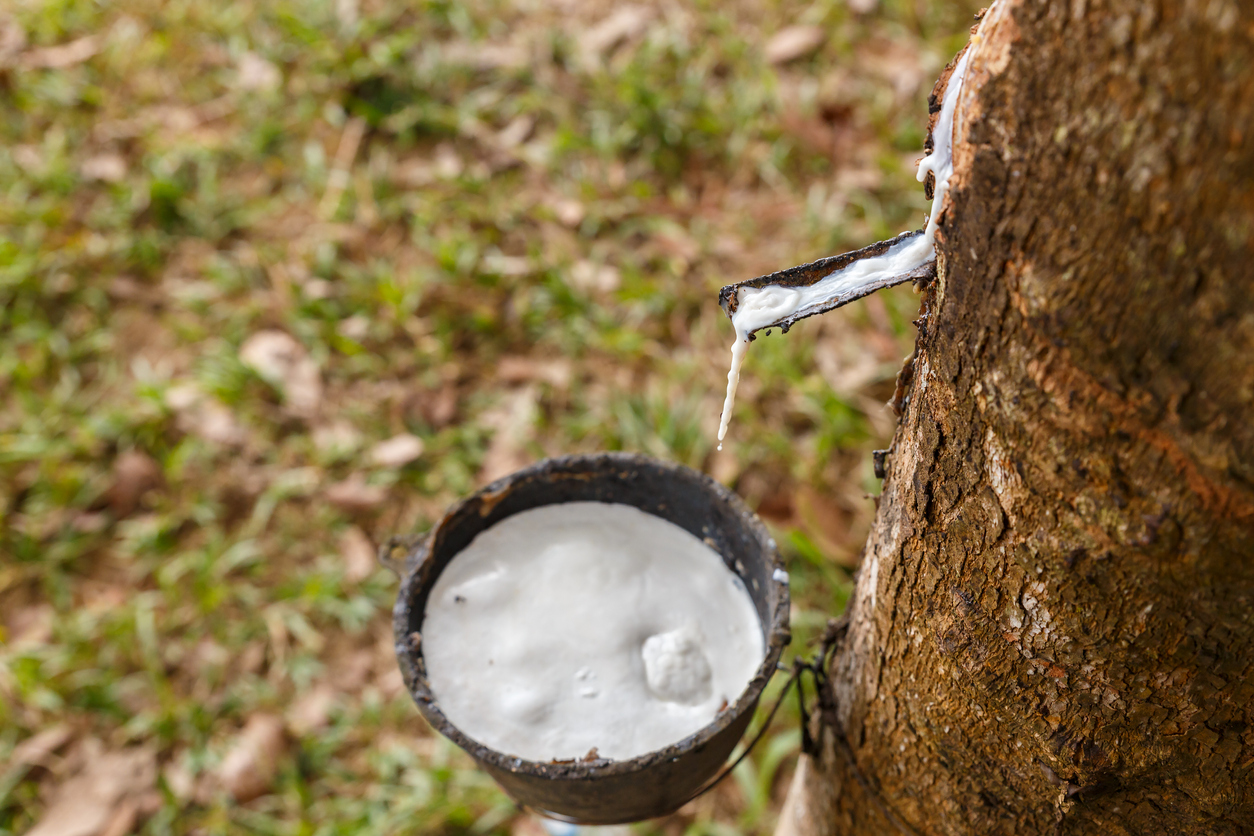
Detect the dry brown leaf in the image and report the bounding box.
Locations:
[217,464,268,526]
[368,434,424,469]
[239,642,266,674]
[190,638,231,669]
[511,816,549,836]
[105,449,163,517]
[161,761,195,802]
[377,665,405,699]
[12,145,45,175]
[287,684,337,736]
[22,35,98,69]
[833,165,883,193]
[7,604,53,648]
[550,197,585,227]
[217,714,286,803]
[319,117,366,218]
[390,159,435,188]
[755,490,796,528]
[26,746,155,836]
[335,0,358,28]
[324,473,387,512]
[395,144,466,187]
[814,341,881,395]
[81,153,127,183]
[653,225,699,262]
[336,314,369,341]
[339,525,376,583]
[498,357,573,388]
[479,387,538,484]
[862,38,926,99]
[497,114,535,150]
[569,260,621,293]
[712,234,745,258]
[779,101,838,161]
[312,420,362,457]
[82,583,127,613]
[442,40,528,71]
[28,797,107,836]
[72,511,109,533]
[236,52,281,91]
[765,26,825,65]
[10,725,74,769]
[481,253,531,277]
[239,330,323,416]
[191,401,247,446]
[0,14,27,68]
[405,383,458,430]
[104,793,160,836]
[166,384,247,447]
[97,799,138,836]
[332,650,373,692]
[580,7,652,64]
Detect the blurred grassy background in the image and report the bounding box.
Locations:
[0,0,978,833]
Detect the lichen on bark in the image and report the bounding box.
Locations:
[778,1,1254,834]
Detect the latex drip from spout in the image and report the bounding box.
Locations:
[717,43,976,448]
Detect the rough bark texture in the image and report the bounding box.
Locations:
[778,1,1254,834]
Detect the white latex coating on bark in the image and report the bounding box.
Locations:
[422,502,764,762]
[915,44,975,239]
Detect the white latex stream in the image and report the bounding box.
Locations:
[422,502,764,762]
[717,44,976,448]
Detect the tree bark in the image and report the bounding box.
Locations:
[779,1,1254,834]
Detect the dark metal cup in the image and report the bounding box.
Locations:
[386,452,790,824]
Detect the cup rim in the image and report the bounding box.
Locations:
[392,451,791,782]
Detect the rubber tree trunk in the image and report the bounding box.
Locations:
[777,1,1254,834]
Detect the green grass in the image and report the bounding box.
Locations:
[0,0,978,833]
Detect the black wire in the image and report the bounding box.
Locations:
[796,663,815,756]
